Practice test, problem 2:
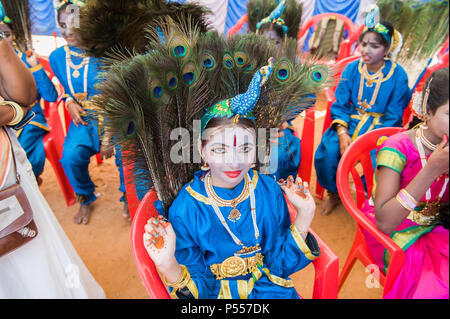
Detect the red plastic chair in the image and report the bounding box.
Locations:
[297,13,358,61]
[336,127,406,297]
[123,151,141,220]
[131,189,339,299]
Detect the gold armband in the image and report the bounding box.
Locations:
[1,101,24,126]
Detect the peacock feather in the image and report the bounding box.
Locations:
[378,0,449,87]
[92,16,331,214]
[0,0,32,52]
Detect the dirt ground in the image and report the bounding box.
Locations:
[38,93,383,299]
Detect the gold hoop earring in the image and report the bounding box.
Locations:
[201,162,210,171]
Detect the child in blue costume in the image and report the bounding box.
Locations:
[49,0,128,224]
[253,0,306,181]
[314,7,411,216]
[0,18,58,183]
[141,59,322,298]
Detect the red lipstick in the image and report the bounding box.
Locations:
[225,170,242,179]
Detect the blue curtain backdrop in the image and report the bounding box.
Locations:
[29,0,371,36]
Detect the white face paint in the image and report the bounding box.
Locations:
[202,126,257,189]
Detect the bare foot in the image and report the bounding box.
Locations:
[122,203,131,222]
[321,192,340,216]
[73,203,93,225]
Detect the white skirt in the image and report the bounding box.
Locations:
[0,128,106,299]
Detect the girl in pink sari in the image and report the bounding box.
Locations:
[362,67,449,299]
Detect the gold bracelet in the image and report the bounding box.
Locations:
[337,127,348,136]
[1,101,24,126]
[395,193,413,212]
[163,265,191,289]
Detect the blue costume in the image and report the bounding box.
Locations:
[314,59,411,193]
[168,169,320,299]
[49,45,126,205]
[16,51,58,177]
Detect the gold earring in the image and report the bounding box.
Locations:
[201,161,210,171]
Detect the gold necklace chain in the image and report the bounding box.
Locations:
[64,45,89,78]
[357,62,385,111]
[205,174,249,207]
[418,125,437,151]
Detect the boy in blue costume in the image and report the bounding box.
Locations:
[49,0,128,224]
[0,17,58,183]
[314,5,411,215]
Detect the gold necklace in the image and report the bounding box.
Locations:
[64,45,89,78]
[357,61,385,111]
[205,174,249,222]
[418,125,437,151]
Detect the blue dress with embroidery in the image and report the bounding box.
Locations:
[167,169,320,299]
[314,59,411,193]
[49,45,126,204]
[16,51,58,177]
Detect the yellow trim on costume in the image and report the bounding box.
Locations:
[237,280,249,299]
[186,170,259,206]
[376,147,406,174]
[350,111,384,141]
[16,128,24,138]
[260,268,295,288]
[358,59,397,83]
[29,121,51,132]
[289,224,317,261]
[331,119,348,129]
[218,280,232,299]
[29,64,43,73]
[168,267,199,299]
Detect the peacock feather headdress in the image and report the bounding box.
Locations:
[247,0,302,39]
[91,16,331,214]
[0,0,32,52]
[377,0,449,88]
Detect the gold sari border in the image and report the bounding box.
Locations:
[376,147,406,174]
[290,224,317,261]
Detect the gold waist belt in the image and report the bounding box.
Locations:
[210,253,264,280]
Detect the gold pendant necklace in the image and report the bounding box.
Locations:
[357,61,385,111]
[205,174,249,222]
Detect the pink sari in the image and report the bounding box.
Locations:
[361,132,449,299]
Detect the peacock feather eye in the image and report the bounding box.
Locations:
[150,78,164,102]
[127,121,136,135]
[234,51,248,68]
[223,53,235,69]
[274,60,293,83]
[168,34,190,59]
[181,62,198,87]
[201,53,217,71]
[309,66,329,84]
[165,72,178,90]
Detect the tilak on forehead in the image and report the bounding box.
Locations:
[200,57,274,134]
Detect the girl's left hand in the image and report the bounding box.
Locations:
[280,175,316,231]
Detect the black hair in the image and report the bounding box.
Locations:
[408,67,449,129]
[359,20,394,49]
[258,22,285,41]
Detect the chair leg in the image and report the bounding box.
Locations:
[337,245,358,292]
[43,135,76,207]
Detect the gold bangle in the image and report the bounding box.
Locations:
[163,265,190,289]
[1,101,24,126]
[337,127,348,136]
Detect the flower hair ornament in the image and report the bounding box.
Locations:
[256,0,289,35]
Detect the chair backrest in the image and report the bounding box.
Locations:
[337,127,405,210]
[131,189,338,299]
[123,156,141,220]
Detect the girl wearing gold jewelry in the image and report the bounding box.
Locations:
[361,68,449,299]
[314,7,411,216]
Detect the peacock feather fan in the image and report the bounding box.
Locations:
[93,16,331,214]
[74,0,211,59]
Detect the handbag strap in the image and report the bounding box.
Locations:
[2,127,20,185]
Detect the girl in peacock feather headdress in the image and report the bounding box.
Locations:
[314,3,412,216]
[247,0,309,182]
[0,2,58,184]
[91,8,333,296]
